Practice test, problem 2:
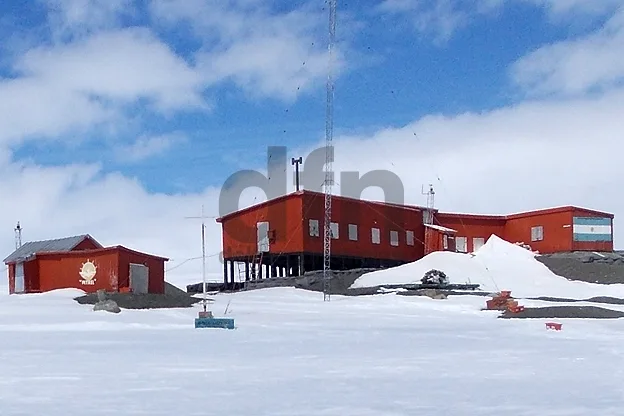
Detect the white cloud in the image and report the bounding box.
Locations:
[117,132,187,162]
[521,0,624,17]
[0,27,207,147]
[511,7,624,96]
[376,0,504,42]
[376,0,624,42]
[44,0,137,39]
[0,1,345,148]
[16,28,207,111]
[148,0,346,100]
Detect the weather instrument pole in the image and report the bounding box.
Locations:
[185,206,236,330]
[185,205,212,312]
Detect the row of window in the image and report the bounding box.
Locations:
[308,219,416,247]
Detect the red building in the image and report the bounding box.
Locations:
[216,190,615,287]
[3,234,169,295]
[435,206,614,254]
[217,190,426,286]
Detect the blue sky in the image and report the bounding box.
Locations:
[1,0,624,283]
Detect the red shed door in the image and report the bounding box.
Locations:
[129,263,149,294]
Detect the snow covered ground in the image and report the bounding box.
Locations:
[351,235,624,299]
[2,286,624,415]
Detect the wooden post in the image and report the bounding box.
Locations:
[223,259,228,287]
[229,261,234,288]
[286,256,291,277]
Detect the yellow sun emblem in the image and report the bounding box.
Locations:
[79,260,97,285]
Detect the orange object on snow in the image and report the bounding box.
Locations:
[545,322,562,330]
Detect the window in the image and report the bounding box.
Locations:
[371,227,381,244]
[406,230,415,246]
[330,222,339,239]
[443,235,449,250]
[531,226,544,242]
[390,230,399,246]
[473,237,485,252]
[348,224,358,241]
[456,236,467,253]
[309,219,320,237]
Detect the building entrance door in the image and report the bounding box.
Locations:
[257,222,270,253]
[15,262,25,293]
[129,263,149,294]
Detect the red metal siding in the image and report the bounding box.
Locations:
[221,194,304,259]
[571,209,614,252]
[504,210,573,254]
[117,248,166,294]
[424,228,456,255]
[302,192,425,262]
[435,214,506,253]
[7,263,14,294]
[36,251,119,293]
[24,260,39,292]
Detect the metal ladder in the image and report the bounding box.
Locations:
[236,252,264,290]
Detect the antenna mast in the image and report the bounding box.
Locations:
[421,184,435,224]
[14,222,22,250]
[323,0,337,302]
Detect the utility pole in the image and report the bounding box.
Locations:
[292,157,303,191]
[185,206,214,313]
[323,0,337,302]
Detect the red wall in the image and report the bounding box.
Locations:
[504,210,572,253]
[220,194,304,259]
[37,251,119,293]
[302,192,425,262]
[117,248,166,294]
[436,214,506,253]
[8,263,14,294]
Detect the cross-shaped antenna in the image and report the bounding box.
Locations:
[184,205,217,312]
[292,157,303,191]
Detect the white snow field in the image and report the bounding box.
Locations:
[2,286,624,415]
[351,235,624,299]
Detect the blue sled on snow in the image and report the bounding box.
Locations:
[194,311,235,329]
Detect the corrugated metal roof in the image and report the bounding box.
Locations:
[3,234,97,264]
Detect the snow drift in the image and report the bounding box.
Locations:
[350,235,624,299]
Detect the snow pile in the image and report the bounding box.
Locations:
[351,235,624,299]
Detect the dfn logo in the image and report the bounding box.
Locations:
[218,145,405,246]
